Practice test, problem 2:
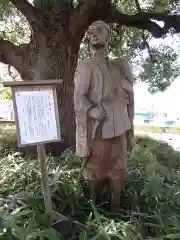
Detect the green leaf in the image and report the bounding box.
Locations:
[165,233,180,239]
[27,229,61,240]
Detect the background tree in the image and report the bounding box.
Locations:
[0,0,180,147]
[0,86,12,100]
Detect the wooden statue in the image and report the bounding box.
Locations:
[74,20,134,211]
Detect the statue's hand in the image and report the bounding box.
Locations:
[88,106,106,120]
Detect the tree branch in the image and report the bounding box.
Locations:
[9,0,43,30]
[108,6,180,38]
[134,0,155,62]
[142,34,156,62]
[134,0,141,12]
[0,39,25,75]
[70,0,99,39]
[71,0,180,39]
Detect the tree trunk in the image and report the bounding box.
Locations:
[21,22,80,153]
[1,0,94,154]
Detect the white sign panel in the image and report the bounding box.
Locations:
[15,89,60,145]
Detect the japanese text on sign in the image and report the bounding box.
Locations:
[15,89,60,145]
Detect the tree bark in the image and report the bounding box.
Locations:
[0,39,25,74]
[2,1,80,151]
[20,28,79,150]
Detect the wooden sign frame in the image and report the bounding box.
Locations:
[3,79,72,233]
[3,80,62,147]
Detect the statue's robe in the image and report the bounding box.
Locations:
[74,56,134,181]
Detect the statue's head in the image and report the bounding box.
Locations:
[88,20,109,49]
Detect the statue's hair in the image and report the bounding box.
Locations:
[89,20,110,35]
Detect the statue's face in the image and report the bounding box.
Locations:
[89,23,108,49]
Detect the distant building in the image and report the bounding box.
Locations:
[134,111,153,125]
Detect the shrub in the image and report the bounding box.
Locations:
[0,128,16,156]
[0,135,180,239]
[136,136,180,170]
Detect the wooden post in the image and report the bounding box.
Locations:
[37,144,52,217]
[2,79,73,236]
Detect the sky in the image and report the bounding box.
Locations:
[134,31,180,115]
[134,23,180,115]
[134,77,180,114]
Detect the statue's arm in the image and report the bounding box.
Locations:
[126,61,134,126]
[117,58,135,125]
[126,90,135,151]
[119,58,135,151]
[127,90,134,126]
[74,60,105,120]
[74,60,93,113]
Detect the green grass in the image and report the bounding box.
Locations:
[0,130,180,239]
[1,121,180,135]
[0,128,16,156]
[135,125,180,134]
